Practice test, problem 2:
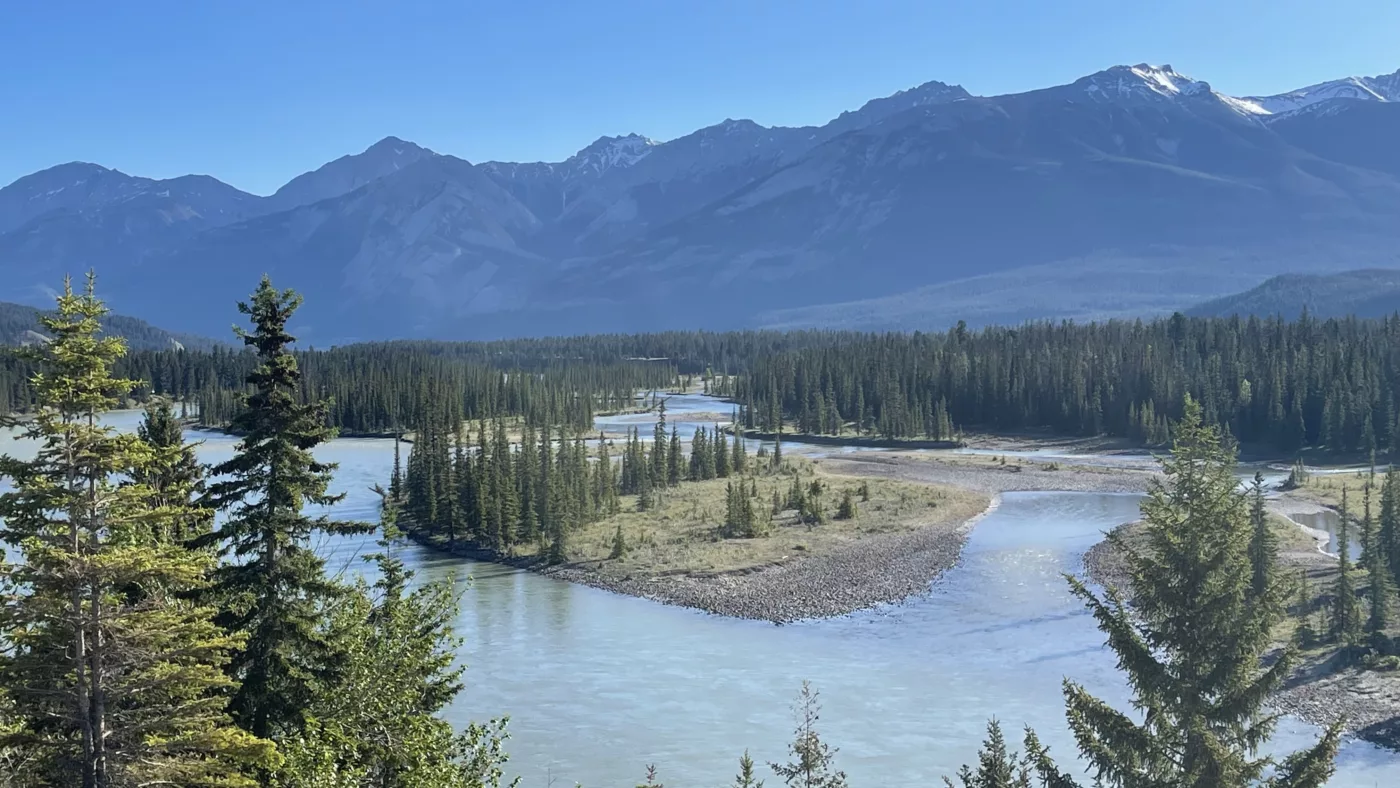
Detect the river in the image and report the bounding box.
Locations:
[2,398,1398,787]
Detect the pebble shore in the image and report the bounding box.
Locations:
[542,499,995,623]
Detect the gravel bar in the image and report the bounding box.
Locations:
[541,499,996,624]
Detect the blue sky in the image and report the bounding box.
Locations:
[4,0,1399,195]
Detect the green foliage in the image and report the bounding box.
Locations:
[1247,473,1275,600]
[736,317,1400,452]
[768,682,846,788]
[943,721,1077,788]
[199,276,371,741]
[0,274,271,786]
[1058,397,1340,788]
[133,397,211,542]
[722,478,761,538]
[732,750,764,788]
[835,489,857,521]
[270,549,519,788]
[1330,488,1362,649]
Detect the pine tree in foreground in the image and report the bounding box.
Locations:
[732,750,765,788]
[271,544,518,787]
[1056,397,1339,788]
[943,720,1076,788]
[768,681,846,788]
[198,276,370,741]
[0,274,271,786]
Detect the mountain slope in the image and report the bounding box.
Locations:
[121,154,547,343]
[264,136,438,213]
[533,65,1400,332]
[0,301,220,351]
[1188,269,1400,319]
[1245,68,1400,115]
[5,62,1400,340]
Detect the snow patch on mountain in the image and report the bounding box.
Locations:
[1244,70,1400,115]
[568,134,657,175]
[1078,64,1211,102]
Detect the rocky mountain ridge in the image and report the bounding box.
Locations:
[5,63,1400,341]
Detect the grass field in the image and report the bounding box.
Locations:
[517,457,988,578]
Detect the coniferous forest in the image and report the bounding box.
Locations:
[4,313,1398,455]
[0,270,1395,787]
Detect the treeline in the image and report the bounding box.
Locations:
[392,401,754,558]
[1,339,680,436]
[735,314,1400,453]
[0,275,514,787]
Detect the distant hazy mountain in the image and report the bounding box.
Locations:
[264,136,438,214]
[0,301,219,351]
[1188,270,1400,320]
[5,62,1400,340]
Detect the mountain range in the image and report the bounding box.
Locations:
[5,63,1400,342]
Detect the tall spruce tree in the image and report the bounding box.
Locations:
[0,274,270,786]
[1363,482,1393,651]
[200,276,369,741]
[1246,472,1275,600]
[1330,488,1361,648]
[1059,397,1339,788]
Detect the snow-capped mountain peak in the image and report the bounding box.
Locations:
[1077,63,1211,102]
[1243,68,1400,115]
[567,133,657,175]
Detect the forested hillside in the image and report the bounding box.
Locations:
[0,300,218,351]
[1189,269,1400,320]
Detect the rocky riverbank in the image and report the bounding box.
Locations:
[541,497,996,623]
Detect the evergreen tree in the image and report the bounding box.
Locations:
[731,417,748,475]
[652,403,668,486]
[1330,488,1361,648]
[272,546,516,787]
[732,750,765,788]
[836,489,857,521]
[1246,472,1274,600]
[200,276,369,741]
[0,274,270,786]
[715,425,731,478]
[667,425,683,486]
[389,435,404,501]
[1059,397,1340,788]
[768,682,846,788]
[1382,470,1400,591]
[1295,571,1318,649]
[1363,481,1393,651]
[133,397,210,542]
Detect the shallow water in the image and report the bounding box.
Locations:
[2,401,1397,786]
[1289,508,1364,562]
